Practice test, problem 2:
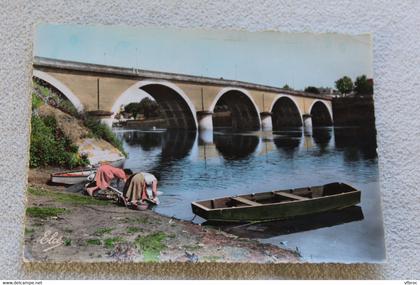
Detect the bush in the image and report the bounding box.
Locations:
[304,86,320,94]
[83,116,126,156]
[30,115,89,168]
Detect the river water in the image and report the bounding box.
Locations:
[114,126,385,263]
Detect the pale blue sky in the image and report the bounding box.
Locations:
[34,24,372,89]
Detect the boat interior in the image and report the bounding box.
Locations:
[196,182,357,210]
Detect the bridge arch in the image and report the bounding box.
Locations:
[270,95,303,129]
[33,70,84,112]
[209,87,261,130]
[309,100,333,127]
[112,80,198,129]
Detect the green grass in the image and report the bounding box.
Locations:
[128,216,151,225]
[28,186,110,206]
[26,206,66,218]
[83,116,126,156]
[53,192,110,206]
[94,227,114,236]
[134,232,168,262]
[126,226,142,234]
[64,239,71,246]
[104,237,124,249]
[86,239,102,246]
[24,228,35,235]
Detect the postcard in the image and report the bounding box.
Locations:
[24,24,385,263]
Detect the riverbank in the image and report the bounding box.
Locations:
[24,169,300,263]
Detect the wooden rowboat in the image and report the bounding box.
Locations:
[191,182,361,222]
[50,169,96,185]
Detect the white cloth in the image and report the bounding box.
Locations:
[141,172,157,185]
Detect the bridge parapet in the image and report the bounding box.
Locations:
[33,57,333,131]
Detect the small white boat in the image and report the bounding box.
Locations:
[50,159,126,185]
[50,169,95,185]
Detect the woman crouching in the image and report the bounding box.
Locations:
[123,171,159,208]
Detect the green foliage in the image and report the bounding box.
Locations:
[123,98,161,119]
[127,216,150,225]
[59,99,79,117]
[27,186,110,206]
[354,75,373,96]
[32,94,43,110]
[304,86,320,94]
[86,239,102,246]
[24,228,35,235]
[94,227,114,236]
[33,80,79,117]
[26,207,66,218]
[282,84,292,90]
[335,76,354,95]
[29,115,89,168]
[135,232,168,262]
[127,226,142,234]
[83,116,126,156]
[64,239,72,246]
[104,237,124,249]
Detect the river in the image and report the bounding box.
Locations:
[113,126,385,263]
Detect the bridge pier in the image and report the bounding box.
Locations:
[197,111,213,130]
[199,129,214,144]
[260,112,273,131]
[303,114,312,129]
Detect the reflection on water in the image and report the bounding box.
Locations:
[122,131,162,150]
[213,132,259,160]
[209,206,364,239]
[114,126,384,263]
[334,127,378,161]
[273,129,302,157]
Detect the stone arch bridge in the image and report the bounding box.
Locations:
[33,57,333,131]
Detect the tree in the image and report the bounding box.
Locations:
[335,76,354,95]
[304,86,320,94]
[123,98,160,119]
[140,97,160,118]
[282,84,292,90]
[354,75,373,96]
[124,102,142,118]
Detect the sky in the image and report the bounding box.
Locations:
[34,24,372,90]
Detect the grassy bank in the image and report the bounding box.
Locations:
[30,80,126,168]
[30,96,89,168]
[83,116,126,156]
[24,183,300,263]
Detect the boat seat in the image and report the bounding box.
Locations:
[274,191,309,200]
[231,196,261,206]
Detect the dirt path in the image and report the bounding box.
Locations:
[24,183,300,263]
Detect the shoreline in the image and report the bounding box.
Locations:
[24,168,301,263]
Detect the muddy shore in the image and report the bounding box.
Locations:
[24,168,300,263]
